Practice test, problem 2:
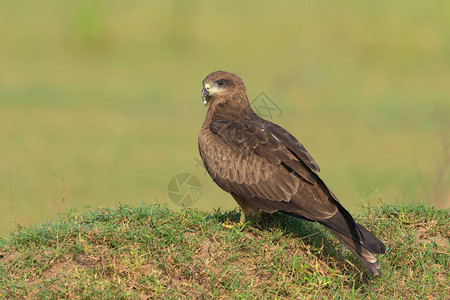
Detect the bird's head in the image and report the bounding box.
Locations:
[201,71,247,107]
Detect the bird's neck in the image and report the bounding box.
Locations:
[203,99,258,127]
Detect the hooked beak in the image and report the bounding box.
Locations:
[201,87,209,105]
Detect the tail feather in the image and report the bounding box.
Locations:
[320,217,386,254]
[324,226,382,275]
[281,202,385,275]
[318,204,386,275]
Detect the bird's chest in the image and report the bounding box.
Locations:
[199,129,238,163]
[198,129,252,177]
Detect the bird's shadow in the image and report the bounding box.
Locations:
[210,209,373,284]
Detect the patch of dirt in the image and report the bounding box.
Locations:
[414,226,449,251]
[42,261,70,279]
[41,253,103,279]
[74,254,99,268]
[198,237,218,259]
[0,251,19,267]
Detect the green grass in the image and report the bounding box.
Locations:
[1,203,448,298]
[1,0,449,235]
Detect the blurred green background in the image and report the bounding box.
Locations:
[1,1,449,236]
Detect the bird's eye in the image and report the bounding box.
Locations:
[217,80,224,86]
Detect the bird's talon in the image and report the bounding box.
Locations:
[221,222,243,229]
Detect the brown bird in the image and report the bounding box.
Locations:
[198,71,386,275]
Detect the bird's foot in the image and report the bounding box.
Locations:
[221,220,244,229]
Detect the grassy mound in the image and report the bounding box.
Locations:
[0,203,448,298]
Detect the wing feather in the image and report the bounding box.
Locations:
[199,119,338,219]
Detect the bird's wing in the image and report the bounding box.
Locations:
[265,122,321,173]
[199,119,337,219]
[200,119,386,265]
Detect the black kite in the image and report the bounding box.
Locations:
[198,71,386,275]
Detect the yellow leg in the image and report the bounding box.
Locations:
[233,194,261,221]
[222,195,260,229]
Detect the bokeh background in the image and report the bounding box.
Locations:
[1,1,449,236]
